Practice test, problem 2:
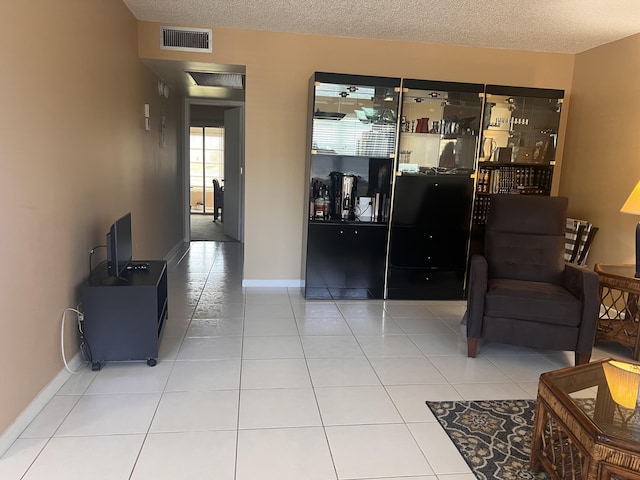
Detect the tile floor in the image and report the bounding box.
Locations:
[0,241,628,479]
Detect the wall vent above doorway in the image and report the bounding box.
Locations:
[160,26,212,53]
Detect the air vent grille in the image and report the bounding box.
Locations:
[187,72,245,89]
[161,26,212,52]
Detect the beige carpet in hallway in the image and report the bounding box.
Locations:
[190,214,238,242]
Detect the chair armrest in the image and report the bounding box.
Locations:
[562,263,600,353]
[466,254,488,338]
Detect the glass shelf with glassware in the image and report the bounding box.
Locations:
[480,85,564,164]
[397,80,484,176]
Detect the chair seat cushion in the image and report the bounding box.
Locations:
[484,278,582,327]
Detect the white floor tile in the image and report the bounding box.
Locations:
[369,357,448,385]
[165,359,241,391]
[292,302,343,318]
[383,304,432,318]
[238,388,321,429]
[394,317,454,335]
[131,431,236,480]
[486,355,558,382]
[423,301,467,318]
[386,385,462,422]
[236,427,336,480]
[245,292,291,305]
[301,335,364,358]
[453,382,531,400]
[150,390,239,432]
[55,393,160,436]
[176,336,242,360]
[157,335,182,360]
[0,438,47,479]
[410,334,467,357]
[345,316,404,335]
[315,386,403,425]
[326,423,433,479]
[408,423,472,475]
[240,358,312,389]
[242,335,304,359]
[428,356,512,384]
[161,317,190,337]
[19,395,80,438]
[296,316,352,335]
[186,317,244,337]
[193,302,245,319]
[56,368,98,395]
[22,434,144,480]
[20,245,570,479]
[244,303,294,320]
[357,335,424,357]
[243,317,299,336]
[84,361,172,394]
[307,358,381,387]
[336,302,386,317]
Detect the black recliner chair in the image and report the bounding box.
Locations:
[465,194,600,365]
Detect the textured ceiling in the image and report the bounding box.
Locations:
[123,0,640,54]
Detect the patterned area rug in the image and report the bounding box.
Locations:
[426,400,550,480]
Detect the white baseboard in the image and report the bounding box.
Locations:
[0,352,85,457]
[242,279,304,288]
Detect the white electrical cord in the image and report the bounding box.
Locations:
[61,307,84,374]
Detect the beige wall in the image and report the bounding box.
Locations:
[559,33,640,266]
[0,2,183,434]
[138,23,576,282]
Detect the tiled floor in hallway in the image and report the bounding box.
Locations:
[0,241,628,479]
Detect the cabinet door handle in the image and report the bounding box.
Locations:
[354,230,358,234]
[340,230,344,234]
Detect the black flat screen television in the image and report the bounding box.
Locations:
[106,212,132,278]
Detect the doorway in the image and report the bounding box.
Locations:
[186,102,245,243]
[189,126,224,216]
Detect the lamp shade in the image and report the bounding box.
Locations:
[603,360,640,409]
[621,181,640,215]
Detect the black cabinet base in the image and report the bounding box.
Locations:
[386,268,466,300]
[305,287,383,300]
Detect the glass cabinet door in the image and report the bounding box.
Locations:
[311,73,400,158]
[398,80,484,174]
[481,85,564,164]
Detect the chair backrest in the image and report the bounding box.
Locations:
[485,194,567,283]
[565,218,598,266]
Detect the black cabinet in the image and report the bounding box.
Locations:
[305,223,388,299]
[304,72,400,299]
[387,174,473,299]
[81,260,168,370]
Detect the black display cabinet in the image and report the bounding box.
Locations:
[304,72,400,299]
[81,260,168,370]
[386,80,482,299]
[469,85,564,258]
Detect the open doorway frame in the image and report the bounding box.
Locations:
[183,99,245,243]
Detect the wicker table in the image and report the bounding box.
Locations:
[594,264,640,360]
[530,359,640,480]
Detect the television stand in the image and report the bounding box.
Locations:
[81,260,168,370]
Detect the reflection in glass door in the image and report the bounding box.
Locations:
[190,127,225,214]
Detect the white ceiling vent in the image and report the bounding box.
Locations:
[160,26,212,53]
